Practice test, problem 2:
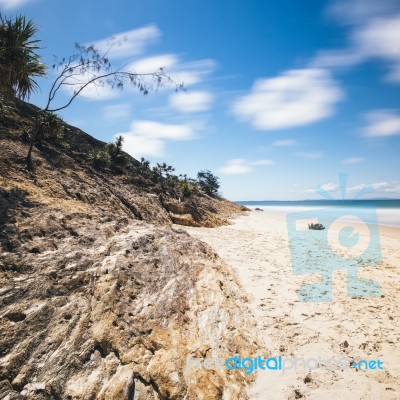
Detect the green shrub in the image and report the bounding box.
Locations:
[0,95,16,125]
[197,170,220,196]
[37,111,64,142]
[90,148,111,170]
[180,180,192,197]
[90,136,129,171]
[105,135,127,169]
[179,175,198,198]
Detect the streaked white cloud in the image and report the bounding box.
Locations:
[305,180,400,195]
[62,59,214,102]
[232,69,343,130]
[347,181,400,194]
[218,158,273,175]
[304,182,339,194]
[124,57,215,92]
[61,53,214,101]
[92,25,160,59]
[362,109,400,137]
[116,120,196,158]
[169,91,213,113]
[272,139,298,147]
[120,136,164,159]
[129,120,195,140]
[321,183,340,192]
[61,26,215,102]
[126,54,178,74]
[128,56,216,85]
[313,16,400,82]
[343,157,363,164]
[0,0,34,9]
[327,0,399,26]
[219,159,251,175]
[250,159,273,166]
[314,1,400,82]
[311,50,364,69]
[171,59,216,86]
[60,70,118,101]
[103,104,131,120]
[296,151,324,159]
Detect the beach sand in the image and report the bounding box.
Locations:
[182,209,400,399]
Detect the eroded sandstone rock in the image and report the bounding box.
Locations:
[0,208,261,399]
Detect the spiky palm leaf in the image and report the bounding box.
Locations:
[0,14,46,100]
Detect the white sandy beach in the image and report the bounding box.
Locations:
[182,209,400,399]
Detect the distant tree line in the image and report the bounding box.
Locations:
[90,136,220,198]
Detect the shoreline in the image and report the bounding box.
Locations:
[181,210,400,399]
[244,205,400,229]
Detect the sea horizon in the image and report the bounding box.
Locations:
[236,199,400,227]
[236,199,400,207]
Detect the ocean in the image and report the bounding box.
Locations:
[236,200,400,227]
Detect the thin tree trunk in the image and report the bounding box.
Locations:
[26,117,39,169]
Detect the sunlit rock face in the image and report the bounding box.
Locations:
[0,101,259,399]
[0,212,260,399]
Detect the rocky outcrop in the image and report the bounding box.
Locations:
[0,199,261,399]
[163,196,242,228]
[0,100,260,399]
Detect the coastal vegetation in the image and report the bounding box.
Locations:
[0,13,221,200]
[0,14,46,101]
[1,14,182,167]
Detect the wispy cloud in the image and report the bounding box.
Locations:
[296,151,324,159]
[62,27,216,102]
[171,59,216,86]
[125,57,215,91]
[169,91,214,113]
[232,68,343,130]
[250,160,273,166]
[92,25,160,59]
[102,104,131,120]
[117,120,196,159]
[218,158,273,175]
[362,109,400,137]
[343,157,363,164]
[347,181,400,194]
[313,0,400,82]
[60,70,118,101]
[305,180,400,195]
[0,0,35,9]
[327,0,399,26]
[272,139,298,147]
[304,182,339,194]
[126,54,177,74]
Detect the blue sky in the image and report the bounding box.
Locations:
[2,0,400,200]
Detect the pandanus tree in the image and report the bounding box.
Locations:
[0,14,46,100]
[1,14,183,168]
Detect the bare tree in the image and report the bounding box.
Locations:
[26,42,183,167]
